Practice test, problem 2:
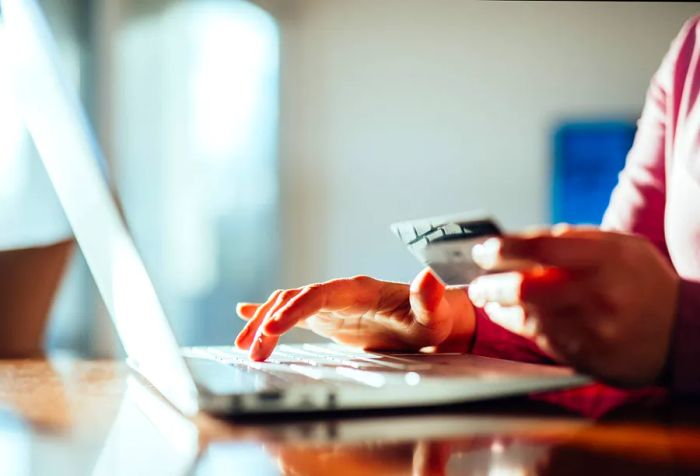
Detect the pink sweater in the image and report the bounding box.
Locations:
[471,16,700,395]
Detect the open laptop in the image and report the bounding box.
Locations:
[0,0,589,417]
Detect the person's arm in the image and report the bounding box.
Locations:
[600,19,693,255]
[468,17,700,374]
[0,240,72,357]
[470,17,700,393]
[600,18,700,393]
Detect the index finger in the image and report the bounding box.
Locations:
[263,276,377,335]
[474,234,615,270]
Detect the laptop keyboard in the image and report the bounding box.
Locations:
[183,343,443,388]
[182,343,568,389]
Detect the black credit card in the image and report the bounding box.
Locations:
[391,211,502,286]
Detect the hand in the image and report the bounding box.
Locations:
[234,268,475,361]
[468,226,680,386]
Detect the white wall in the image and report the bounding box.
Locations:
[273,0,698,287]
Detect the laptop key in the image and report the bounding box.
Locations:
[302,343,433,371]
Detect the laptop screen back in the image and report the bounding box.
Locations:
[0,0,199,415]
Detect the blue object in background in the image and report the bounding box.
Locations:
[552,121,637,225]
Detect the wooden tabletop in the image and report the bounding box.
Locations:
[1,358,700,475]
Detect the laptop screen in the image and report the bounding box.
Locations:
[0,0,199,414]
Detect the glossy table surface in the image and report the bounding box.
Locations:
[2,358,700,475]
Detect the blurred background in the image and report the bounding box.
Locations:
[0,0,696,357]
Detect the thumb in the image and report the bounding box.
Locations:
[409,268,446,326]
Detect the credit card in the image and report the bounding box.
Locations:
[391,211,502,286]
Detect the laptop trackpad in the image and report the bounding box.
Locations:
[185,357,279,396]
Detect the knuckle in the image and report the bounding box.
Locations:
[350,275,374,287]
[305,283,323,294]
[278,289,295,300]
[552,223,573,236]
[294,286,318,304]
[270,289,284,300]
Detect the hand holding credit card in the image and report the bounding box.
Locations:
[391,211,503,286]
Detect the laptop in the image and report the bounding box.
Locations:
[0,0,589,417]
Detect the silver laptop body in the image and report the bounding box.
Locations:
[1,0,589,417]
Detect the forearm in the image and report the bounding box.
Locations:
[0,241,72,357]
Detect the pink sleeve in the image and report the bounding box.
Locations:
[602,17,700,394]
[600,20,686,257]
[469,307,555,365]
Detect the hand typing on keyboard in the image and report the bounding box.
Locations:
[234,268,475,361]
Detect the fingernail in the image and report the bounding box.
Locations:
[472,238,501,269]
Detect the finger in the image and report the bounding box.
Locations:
[235,290,283,349]
[519,267,572,304]
[260,289,306,336]
[551,223,600,237]
[482,302,537,337]
[468,271,522,307]
[265,289,303,331]
[249,331,279,361]
[410,268,444,312]
[499,234,611,268]
[472,240,539,272]
[530,304,592,365]
[236,302,260,320]
[481,300,578,363]
[469,268,583,313]
[409,268,449,330]
[482,300,586,365]
[249,289,303,360]
[261,288,319,336]
[263,277,377,335]
[473,234,614,270]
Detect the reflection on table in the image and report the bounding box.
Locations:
[1,358,700,476]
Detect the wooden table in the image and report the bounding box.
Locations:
[1,358,700,475]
